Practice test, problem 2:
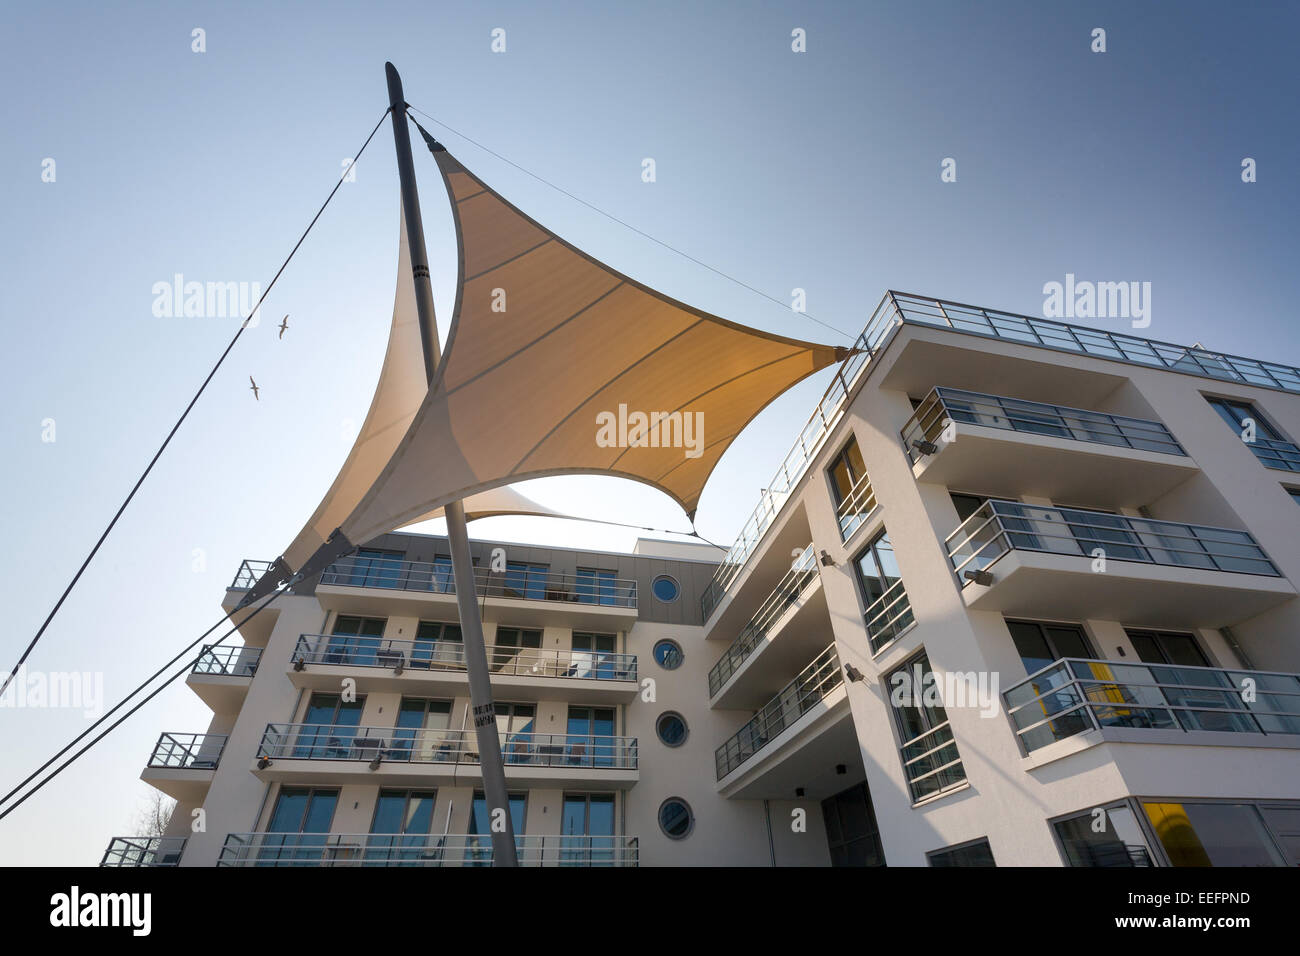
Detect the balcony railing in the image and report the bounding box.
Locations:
[700,298,904,621]
[317,556,637,608]
[217,832,639,867]
[100,836,186,867]
[191,644,261,677]
[1004,657,1300,754]
[947,499,1279,580]
[708,544,820,697]
[889,291,1300,394]
[230,559,275,589]
[293,633,637,683]
[863,577,915,653]
[900,386,1185,464]
[260,724,638,770]
[715,643,843,780]
[1243,436,1300,473]
[836,470,879,541]
[147,732,227,770]
[900,720,966,802]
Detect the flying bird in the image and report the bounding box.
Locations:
[278,314,289,339]
[249,376,259,401]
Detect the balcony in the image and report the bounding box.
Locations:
[708,544,824,706]
[900,387,1196,509]
[255,725,639,789]
[715,643,856,799]
[1004,657,1300,755]
[100,836,186,867]
[186,644,261,713]
[946,500,1293,628]
[314,556,638,630]
[290,633,638,704]
[142,732,226,801]
[217,832,638,867]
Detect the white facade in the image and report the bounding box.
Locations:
[105,294,1300,867]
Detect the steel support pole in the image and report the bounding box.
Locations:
[385,61,518,867]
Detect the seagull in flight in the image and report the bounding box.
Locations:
[249,376,260,401]
[278,314,289,339]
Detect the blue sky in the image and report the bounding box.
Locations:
[1,0,1298,864]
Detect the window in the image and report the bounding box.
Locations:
[651,574,680,603]
[572,632,617,679]
[467,791,527,866]
[492,628,542,673]
[1207,397,1300,471]
[887,652,966,801]
[655,712,688,747]
[828,437,873,538]
[260,787,339,865]
[413,621,463,669]
[561,793,617,865]
[1006,620,1093,674]
[326,615,385,665]
[658,798,694,839]
[855,530,913,651]
[821,782,885,867]
[503,561,549,600]
[428,554,454,593]
[653,639,683,670]
[567,706,616,766]
[368,790,437,864]
[495,702,536,761]
[392,698,453,762]
[576,567,619,605]
[1055,803,1153,867]
[928,838,996,867]
[1143,801,1288,866]
[950,493,988,524]
[1289,488,1300,506]
[1126,628,1210,667]
[348,548,404,588]
[293,692,365,758]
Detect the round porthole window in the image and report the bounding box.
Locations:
[658,797,695,839]
[652,639,683,670]
[652,574,680,603]
[656,711,688,747]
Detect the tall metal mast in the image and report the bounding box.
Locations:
[385,61,518,867]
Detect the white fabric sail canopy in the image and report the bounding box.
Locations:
[261,145,846,592]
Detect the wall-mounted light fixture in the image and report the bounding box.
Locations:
[963,569,994,586]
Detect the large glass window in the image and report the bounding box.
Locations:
[821,782,885,867]
[294,692,365,758]
[567,706,616,766]
[495,702,536,762]
[1144,801,1287,866]
[368,790,437,865]
[828,436,873,538]
[260,787,339,865]
[392,698,452,762]
[855,529,913,650]
[572,632,617,679]
[503,561,548,600]
[1055,803,1153,867]
[928,838,995,867]
[576,567,619,605]
[1126,628,1210,667]
[1207,397,1300,471]
[1007,620,1093,674]
[887,652,966,801]
[413,621,462,669]
[326,615,385,665]
[348,548,404,588]
[492,627,541,673]
[467,791,527,865]
[561,793,617,865]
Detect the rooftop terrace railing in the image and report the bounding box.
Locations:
[715,642,843,780]
[946,499,1279,581]
[230,559,275,590]
[100,836,186,867]
[217,832,639,867]
[260,724,638,770]
[707,544,819,698]
[702,290,1300,623]
[900,386,1186,464]
[293,633,637,683]
[317,556,638,608]
[1004,657,1300,754]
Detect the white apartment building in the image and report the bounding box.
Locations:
[102,292,1300,867]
